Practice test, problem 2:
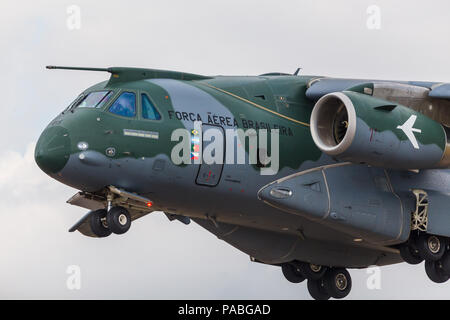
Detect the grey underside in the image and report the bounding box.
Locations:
[192,217,402,268]
[63,148,450,268]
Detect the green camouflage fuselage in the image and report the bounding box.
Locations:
[36,70,450,268]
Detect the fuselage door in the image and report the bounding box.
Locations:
[195,124,225,187]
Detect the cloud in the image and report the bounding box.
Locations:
[2,0,450,300]
[0,143,52,198]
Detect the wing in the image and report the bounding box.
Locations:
[305,77,450,127]
[305,77,443,101]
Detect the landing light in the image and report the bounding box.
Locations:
[270,188,293,199]
[77,141,89,151]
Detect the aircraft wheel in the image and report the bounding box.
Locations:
[89,209,112,238]
[416,234,446,261]
[425,260,450,283]
[297,262,327,280]
[323,268,352,299]
[440,251,450,275]
[307,279,330,300]
[281,263,306,283]
[399,239,423,265]
[107,206,131,235]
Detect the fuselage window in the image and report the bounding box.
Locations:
[73,91,112,110]
[109,92,136,117]
[141,94,161,120]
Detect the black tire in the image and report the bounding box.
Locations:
[323,268,352,299]
[425,260,450,283]
[307,279,330,300]
[297,261,327,280]
[440,251,450,276]
[89,209,111,238]
[107,206,131,235]
[399,240,423,265]
[281,263,306,283]
[416,234,446,261]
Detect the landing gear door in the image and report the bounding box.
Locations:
[196,124,225,187]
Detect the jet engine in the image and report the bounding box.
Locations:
[310,91,450,169]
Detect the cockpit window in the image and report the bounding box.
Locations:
[108,92,136,117]
[141,94,161,120]
[62,94,83,113]
[73,91,112,110]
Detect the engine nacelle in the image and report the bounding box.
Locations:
[310,91,450,169]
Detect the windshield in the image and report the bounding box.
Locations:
[71,91,113,110]
[108,92,136,117]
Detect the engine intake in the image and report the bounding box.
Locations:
[310,92,357,156]
[310,91,450,169]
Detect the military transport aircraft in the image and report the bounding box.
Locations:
[36,65,450,299]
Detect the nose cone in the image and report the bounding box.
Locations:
[35,126,71,175]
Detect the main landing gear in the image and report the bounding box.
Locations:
[89,206,132,237]
[396,189,450,283]
[399,232,450,283]
[280,261,352,300]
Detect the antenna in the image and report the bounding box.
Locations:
[46,66,111,73]
[293,68,302,76]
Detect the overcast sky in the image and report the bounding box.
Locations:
[1,0,450,299]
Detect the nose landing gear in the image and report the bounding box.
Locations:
[68,187,154,238]
[106,206,131,235]
[89,206,132,237]
[281,261,352,300]
[89,209,111,238]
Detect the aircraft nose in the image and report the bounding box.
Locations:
[35,126,71,175]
